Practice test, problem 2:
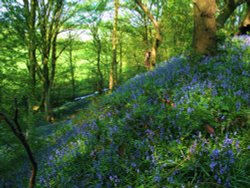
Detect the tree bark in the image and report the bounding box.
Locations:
[96,36,104,94]
[23,0,38,111]
[193,0,217,55]
[109,0,119,90]
[68,33,76,98]
[119,31,123,83]
[92,26,104,94]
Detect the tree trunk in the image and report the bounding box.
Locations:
[23,0,38,111]
[119,31,123,83]
[193,0,217,55]
[37,1,63,121]
[97,38,104,94]
[43,57,53,122]
[135,0,162,69]
[237,1,250,35]
[44,86,52,122]
[68,37,76,98]
[109,0,119,90]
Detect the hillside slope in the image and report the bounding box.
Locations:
[38,36,250,187]
[37,36,250,187]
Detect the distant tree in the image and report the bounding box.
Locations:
[66,31,76,99]
[23,0,37,107]
[109,0,119,90]
[37,0,65,122]
[135,0,163,69]
[90,25,104,93]
[75,0,109,93]
[1,0,38,111]
[1,0,72,121]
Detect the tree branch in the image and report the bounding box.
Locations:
[134,0,159,29]
[0,104,37,188]
[217,0,247,29]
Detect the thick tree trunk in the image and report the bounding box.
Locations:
[237,2,250,35]
[109,0,119,90]
[193,0,217,55]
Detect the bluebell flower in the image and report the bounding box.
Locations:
[131,162,136,168]
[209,161,217,171]
[217,177,222,184]
[189,140,197,154]
[211,149,219,160]
[236,101,241,111]
[154,175,161,182]
[187,107,194,114]
[219,165,228,175]
[223,134,233,147]
[167,176,174,183]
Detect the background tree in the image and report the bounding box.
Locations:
[135,0,165,69]
[23,0,37,110]
[109,0,119,90]
[36,0,65,121]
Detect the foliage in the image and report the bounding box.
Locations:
[5,36,247,188]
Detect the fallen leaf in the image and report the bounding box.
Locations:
[204,125,215,135]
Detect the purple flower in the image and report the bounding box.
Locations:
[236,101,241,111]
[211,149,219,160]
[223,134,233,147]
[219,165,228,175]
[167,176,174,183]
[145,129,154,137]
[131,162,137,168]
[189,140,197,154]
[217,177,222,184]
[209,161,217,171]
[212,89,218,97]
[154,175,161,182]
[187,107,194,114]
[225,177,231,188]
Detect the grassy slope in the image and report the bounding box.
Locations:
[25,36,250,187]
